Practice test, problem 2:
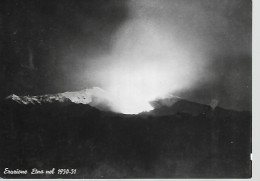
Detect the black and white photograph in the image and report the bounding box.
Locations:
[0,0,252,179]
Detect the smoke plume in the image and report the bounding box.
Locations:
[82,0,251,113]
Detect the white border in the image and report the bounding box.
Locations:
[4,0,258,180]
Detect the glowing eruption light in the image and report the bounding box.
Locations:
[87,1,208,114]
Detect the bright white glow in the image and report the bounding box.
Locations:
[107,67,168,114]
[95,20,201,114]
[84,1,209,114]
[104,59,184,114]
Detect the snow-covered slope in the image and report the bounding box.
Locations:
[5,87,113,111]
[6,93,71,105]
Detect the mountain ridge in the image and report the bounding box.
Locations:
[4,88,251,116]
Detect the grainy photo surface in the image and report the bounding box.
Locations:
[0,0,252,179]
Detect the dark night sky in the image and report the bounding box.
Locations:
[0,0,251,111]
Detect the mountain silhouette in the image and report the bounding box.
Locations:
[0,90,251,179]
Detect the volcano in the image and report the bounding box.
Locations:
[0,88,251,178]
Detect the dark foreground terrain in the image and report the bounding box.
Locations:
[0,100,251,178]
